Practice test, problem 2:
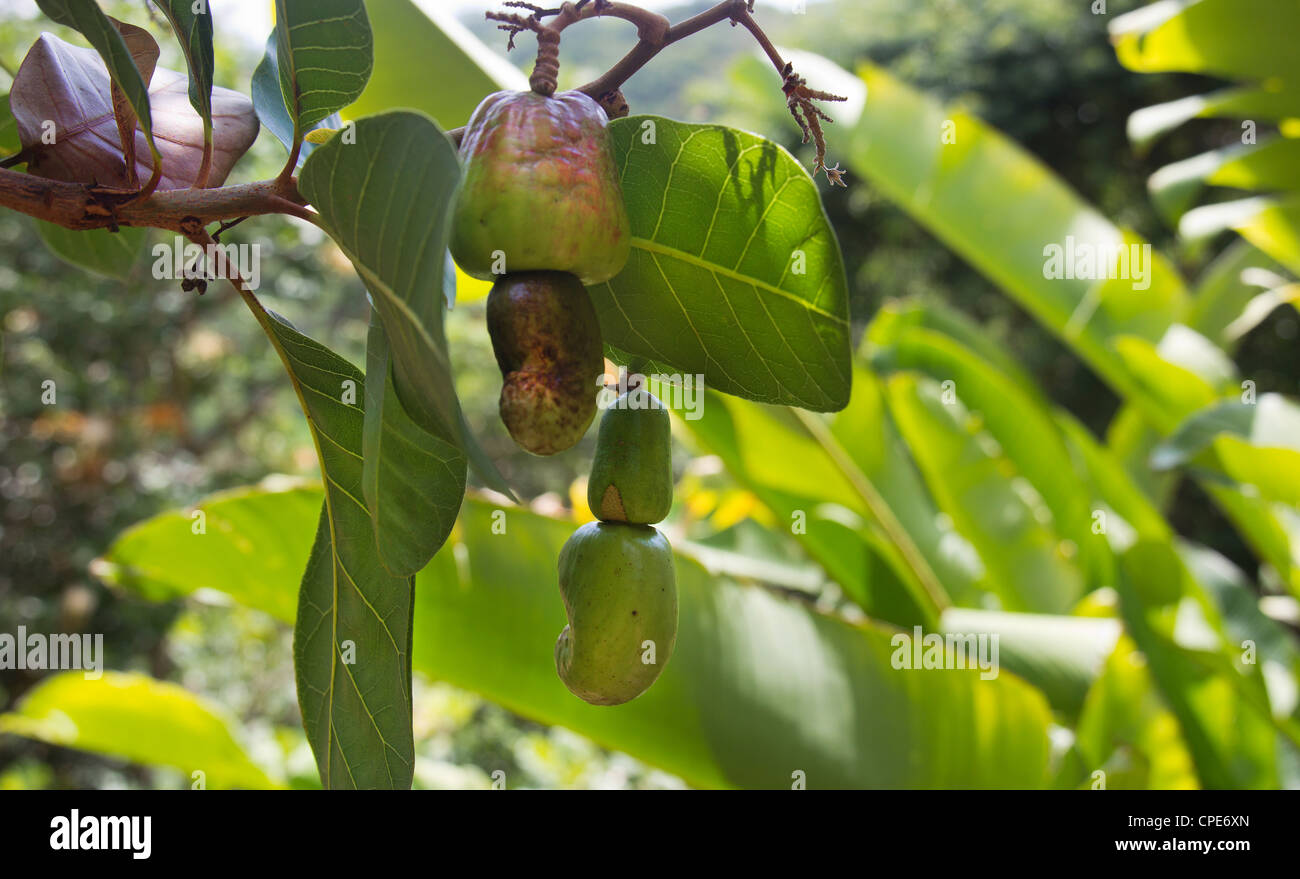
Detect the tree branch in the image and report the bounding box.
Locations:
[0,167,318,232]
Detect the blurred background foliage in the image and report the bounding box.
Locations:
[0,0,1296,788]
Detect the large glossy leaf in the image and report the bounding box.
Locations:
[0,671,280,789]
[11,33,256,189]
[347,0,527,128]
[362,312,466,576]
[239,291,418,789]
[103,484,1054,789]
[35,221,148,280]
[589,116,852,412]
[847,60,1300,595]
[1070,637,1199,790]
[273,0,372,141]
[1187,239,1291,351]
[1114,540,1279,788]
[849,65,1188,406]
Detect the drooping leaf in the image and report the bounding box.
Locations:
[35,220,149,280]
[298,111,511,495]
[362,311,466,576]
[10,33,257,189]
[0,671,280,789]
[347,0,528,128]
[103,484,1055,789]
[590,116,853,412]
[239,290,421,789]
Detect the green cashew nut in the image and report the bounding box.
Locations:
[554,521,677,706]
[450,89,630,286]
[486,271,603,456]
[587,387,672,524]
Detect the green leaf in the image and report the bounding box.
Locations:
[150,0,214,173]
[0,671,280,789]
[94,479,322,623]
[590,116,852,412]
[239,290,421,789]
[35,0,156,151]
[883,373,1087,614]
[1152,393,1300,506]
[362,311,466,576]
[273,0,372,144]
[347,0,528,128]
[35,221,148,280]
[105,484,1054,789]
[1182,194,1300,275]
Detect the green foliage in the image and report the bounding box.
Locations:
[96,484,1054,789]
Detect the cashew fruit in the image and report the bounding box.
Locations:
[486,271,603,456]
[451,89,630,286]
[554,521,677,706]
[587,388,672,524]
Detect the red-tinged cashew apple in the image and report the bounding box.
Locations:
[452,89,630,455]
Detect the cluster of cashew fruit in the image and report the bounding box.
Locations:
[451,88,677,705]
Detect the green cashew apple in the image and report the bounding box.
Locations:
[587,387,673,524]
[554,521,677,706]
[486,271,603,456]
[451,89,630,286]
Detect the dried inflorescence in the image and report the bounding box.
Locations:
[782,63,848,187]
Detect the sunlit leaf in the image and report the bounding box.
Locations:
[591,116,853,412]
